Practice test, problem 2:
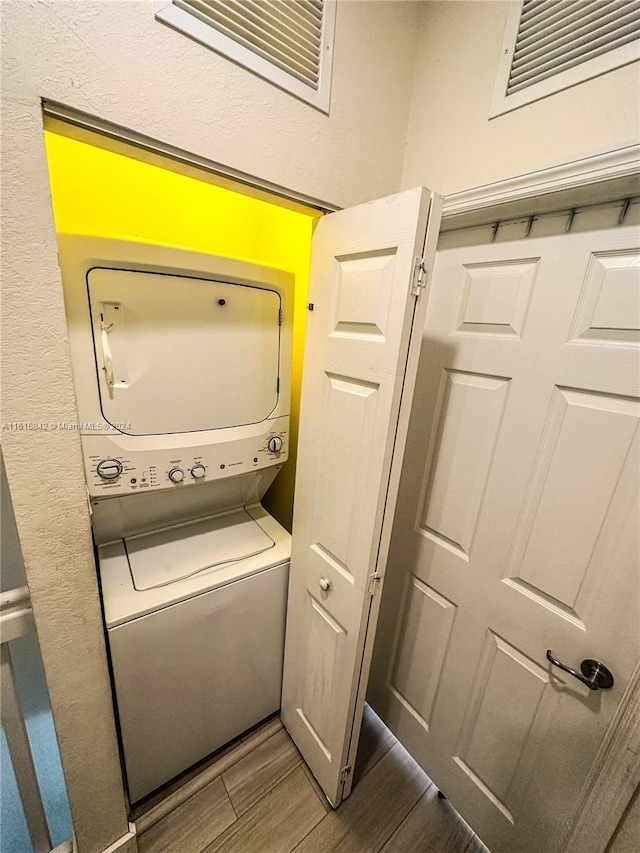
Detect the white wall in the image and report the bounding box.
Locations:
[3,0,421,209]
[0,3,421,851]
[402,0,640,196]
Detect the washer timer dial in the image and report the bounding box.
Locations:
[97,459,123,481]
[191,464,206,479]
[168,467,185,483]
[267,436,283,453]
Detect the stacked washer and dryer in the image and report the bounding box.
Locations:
[60,235,294,802]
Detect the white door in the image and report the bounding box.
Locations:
[369,200,640,852]
[281,187,443,806]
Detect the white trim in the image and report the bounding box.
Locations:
[490,1,640,118]
[42,101,338,214]
[98,825,137,853]
[0,585,34,644]
[442,144,640,230]
[155,1,336,114]
[562,663,640,853]
[490,0,523,118]
[1,643,52,852]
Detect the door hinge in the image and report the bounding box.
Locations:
[276,377,280,393]
[368,571,381,597]
[340,764,352,782]
[278,308,283,326]
[410,256,427,296]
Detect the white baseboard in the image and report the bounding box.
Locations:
[100,825,137,853]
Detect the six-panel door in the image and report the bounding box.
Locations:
[370,201,640,852]
[281,187,441,806]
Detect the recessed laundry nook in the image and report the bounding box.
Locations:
[44,123,318,803]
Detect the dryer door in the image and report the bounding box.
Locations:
[87,269,281,435]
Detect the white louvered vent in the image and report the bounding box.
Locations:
[508,0,640,94]
[491,0,640,116]
[156,0,336,112]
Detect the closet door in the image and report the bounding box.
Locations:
[368,201,640,853]
[281,187,443,806]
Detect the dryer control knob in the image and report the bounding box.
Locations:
[191,464,206,479]
[168,467,185,483]
[97,459,123,481]
[268,436,283,454]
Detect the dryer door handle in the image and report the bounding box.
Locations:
[101,322,115,390]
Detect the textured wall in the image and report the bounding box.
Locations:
[4,0,421,209]
[0,2,421,851]
[401,1,640,196]
[1,96,131,852]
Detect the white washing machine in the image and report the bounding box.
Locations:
[95,493,290,802]
[59,236,294,802]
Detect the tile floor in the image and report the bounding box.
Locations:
[135,705,488,853]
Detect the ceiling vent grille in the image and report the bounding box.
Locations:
[156,0,336,113]
[491,0,640,116]
[507,0,640,94]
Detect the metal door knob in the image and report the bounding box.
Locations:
[546,650,614,691]
[319,578,331,592]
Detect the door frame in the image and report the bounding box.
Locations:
[439,143,640,853]
[563,663,640,853]
[42,100,339,216]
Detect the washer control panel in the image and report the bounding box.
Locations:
[82,417,289,496]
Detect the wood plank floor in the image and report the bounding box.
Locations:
[136,705,488,853]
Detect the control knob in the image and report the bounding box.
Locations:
[191,464,206,479]
[97,459,123,481]
[168,467,185,483]
[268,435,283,454]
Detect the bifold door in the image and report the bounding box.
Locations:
[281,187,443,806]
[368,200,640,852]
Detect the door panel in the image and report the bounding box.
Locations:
[281,187,442,806]
[419,368,510,557]
[509,387,638,615]
[369,201,640,852]
[389,576,456,730]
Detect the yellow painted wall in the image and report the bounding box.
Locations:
[44,129,317,530]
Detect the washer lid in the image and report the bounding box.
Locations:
[88,268,281,436]
[125,508,276,591]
